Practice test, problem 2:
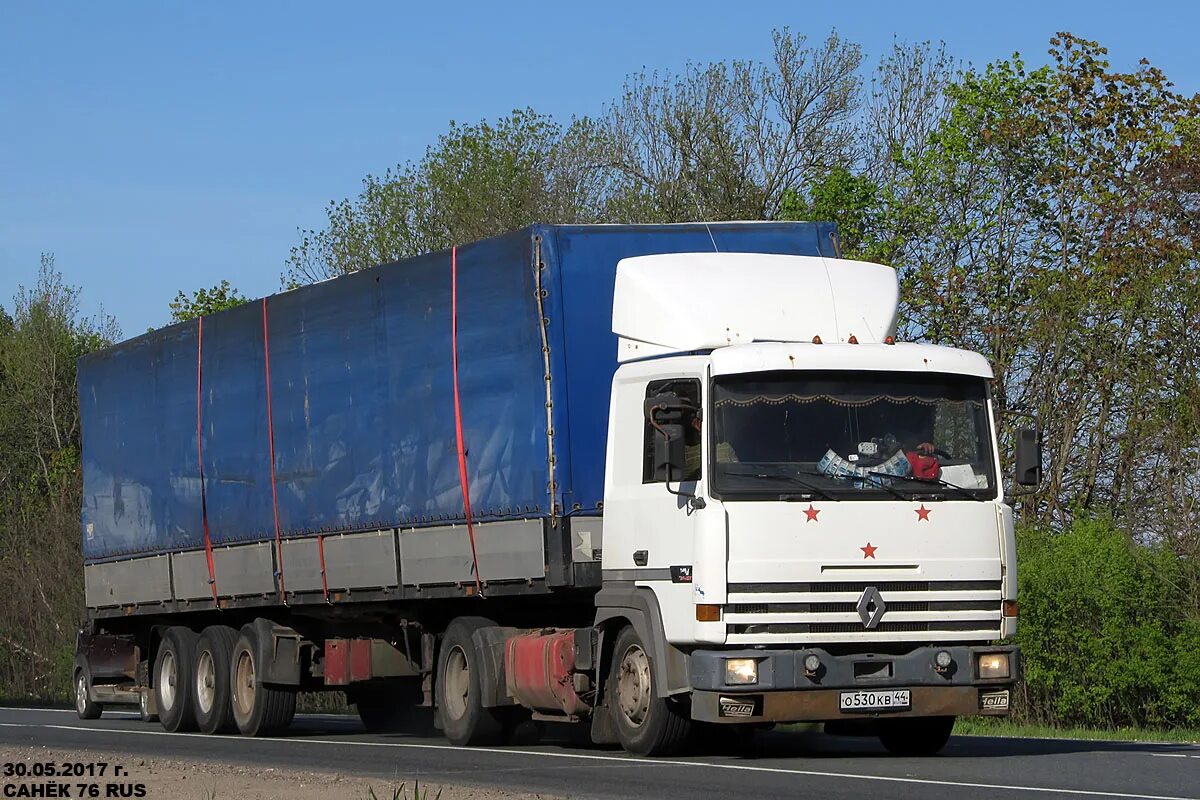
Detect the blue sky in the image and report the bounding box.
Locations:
[2,1,1196,334]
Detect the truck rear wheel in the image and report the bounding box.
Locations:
[608,625,692,756]
[154,627,199,732]
[878,715,955,756]
[194,626,238,734]
[437,616,510,746]
[74,665,102,720]
[230,626,296,736]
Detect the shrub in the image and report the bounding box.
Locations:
[1016,516,1200,728]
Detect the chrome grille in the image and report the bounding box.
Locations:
[728,580,1000,594]
[724,579,1004,642]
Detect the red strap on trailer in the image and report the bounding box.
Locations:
[262,298,287,602]
[195,317,218,603]
[451,246,485,596]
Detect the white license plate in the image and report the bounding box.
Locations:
[839,689,911,712]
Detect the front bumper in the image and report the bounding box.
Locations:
[688,644,1019,723]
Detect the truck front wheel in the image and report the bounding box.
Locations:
[607,625,692,756]
[229,626,296,736]
[437,617,510,746]
[878,715,955,756]
[154,627,198,732]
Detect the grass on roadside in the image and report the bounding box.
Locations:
[365,781,443,800]
[953,716,1200,744]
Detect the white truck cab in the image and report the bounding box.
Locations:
[598,253,1032,755]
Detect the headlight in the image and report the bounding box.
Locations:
[725,658,758,685]
[977,653,1010,679]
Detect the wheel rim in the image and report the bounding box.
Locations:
[75,674,88,714]
[443,645,470,721]
[616,643,652,727]
[158,650,177,712]
[196,649,216,714]
[232,648,256,719]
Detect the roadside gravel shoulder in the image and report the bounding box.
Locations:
[0,745,562,800]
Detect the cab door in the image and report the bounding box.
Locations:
[602,363,707,643]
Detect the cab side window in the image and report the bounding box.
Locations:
[642,378,702,483]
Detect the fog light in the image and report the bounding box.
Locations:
[977,652,1010,679]
[725,658,758,685]
[935,650,953,669]
[803,654,821,674]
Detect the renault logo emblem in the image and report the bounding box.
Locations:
[856,586,886,629]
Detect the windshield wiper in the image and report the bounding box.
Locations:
[867,471,988,501]
[721,467,837,500]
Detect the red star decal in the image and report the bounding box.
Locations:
[803,504,820,522]
[915,504,931,521]
[861,542,878,559]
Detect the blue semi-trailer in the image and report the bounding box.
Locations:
[74,222,1027,756]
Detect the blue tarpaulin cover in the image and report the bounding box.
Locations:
[79,222,838,561]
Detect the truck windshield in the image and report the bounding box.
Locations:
[710,370,996,500]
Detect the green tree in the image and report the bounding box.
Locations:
[0,254,118,701]
[882,34,1200,537]
[285,108,611,285]
[168,279,248,323]
[0,255,119,491]
[778,166,881,257]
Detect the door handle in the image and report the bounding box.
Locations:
[633,550,648,566]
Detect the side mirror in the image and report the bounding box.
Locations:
[652,423,686,482]
[1014,427,1042,487]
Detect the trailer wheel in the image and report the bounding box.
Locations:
[154,627,199,732]
[194,626,238,734]
[878,716,955,756]
[607,625,692,756]
[229,626,296,736]
[437,616,510,746]
[73,665,102,720]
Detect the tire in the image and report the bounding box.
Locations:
[878,716,955,756]
[74,665,103,720]
[154,627,199,732]
[607,625,692,756]
[194,626,238,734]
[355,678,427,734]
[138,689,158,723]
[436,616,511,746]
[229,625,296,736]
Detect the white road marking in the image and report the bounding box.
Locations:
[0,707,138,719]
[1151,754,1200,759]
[0,720,1196,800]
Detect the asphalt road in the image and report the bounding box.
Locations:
[2,706,1198,800]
